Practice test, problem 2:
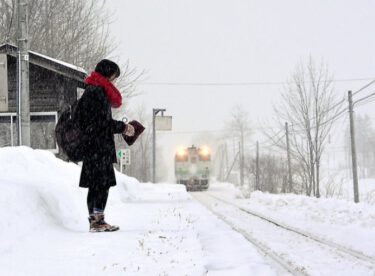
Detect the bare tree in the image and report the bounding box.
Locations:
[271,58,343,197]
[225,105,252,186]
[0,0,143,101]
[112,61,145,119]
[246,153,286,193]
[114,104,153,182]
[1,0,112,68]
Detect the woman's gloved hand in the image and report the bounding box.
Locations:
[124,124,135,137]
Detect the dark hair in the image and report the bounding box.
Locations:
[95,59,120,78]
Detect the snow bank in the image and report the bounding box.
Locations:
[319,171,375,204]
[242,191,375,258]
[208,182,244,199]
[249,191,375,227]
[0,147,140,250]
[353,178,375,204]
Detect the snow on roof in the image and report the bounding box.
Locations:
[29,50,87,74]
[0,43,87,75]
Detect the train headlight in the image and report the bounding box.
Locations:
[198,146,211,161]
[199,146,210,156]
[176,147,189,162]
[176,147,187,157]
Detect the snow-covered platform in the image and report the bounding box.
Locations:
[0,147,275,276]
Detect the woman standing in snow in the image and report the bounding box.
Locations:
[76,59,135,232]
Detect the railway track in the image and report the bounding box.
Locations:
[191,192,375,276]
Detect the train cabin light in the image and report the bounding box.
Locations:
[199,146,210,156]
[176,147,188,162]
[198,146,211,161]
[176,147,187,157]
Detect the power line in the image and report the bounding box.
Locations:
[320,107,348,127]
[258,106,348,151]
[352,79,375,96]
[353,90,375,106]
[244,143,286,155]
[158,129,225,135]
[283,89,375,132]
[263,132,285,147]
[288,89,375,134]
[256,129,285,148]
[138,77,375,87]
[158,126,284,135]
[354,96,375,109]
[264,132,286,148]
[276,93,346,132]
[285,106,348,136]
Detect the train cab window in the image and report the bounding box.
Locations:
[190,157,197,163]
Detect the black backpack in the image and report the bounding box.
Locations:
[55,101,87,162]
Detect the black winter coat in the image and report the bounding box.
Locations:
[76,85,125,189]
[76,85,126,163]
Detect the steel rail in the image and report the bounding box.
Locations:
[192,192,308,276]
[205,192,375,264]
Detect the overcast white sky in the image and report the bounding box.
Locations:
[107,0,375,179]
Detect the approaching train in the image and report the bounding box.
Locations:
[174,145,211,191]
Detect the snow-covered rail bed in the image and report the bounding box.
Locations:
[206,192,375,263]
[192,192,375,276]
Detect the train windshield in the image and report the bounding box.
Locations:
[175,155,188,162]
[199,155,211,161]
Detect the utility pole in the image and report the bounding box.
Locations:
[255,141,260,190]
[152,108,166,183]
[225,151,239,182]
[224,142,229,178]
[218,145,224,181]
[16,0,30,146]
[285,122,292,193]
[348,91,360,203]
[219,142,229,181]
[240,129,245,186]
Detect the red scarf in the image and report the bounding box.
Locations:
[84,71,122,108]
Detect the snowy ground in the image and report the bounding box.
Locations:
[208,183,375,263]
[195,190,375,275]
[0,147,275,276]
[2,147,374,275]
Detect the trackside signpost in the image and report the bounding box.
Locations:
[118,148,131,173]
[155,115,172,131]
[152,108,172,183]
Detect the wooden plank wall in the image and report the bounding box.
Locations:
[6,55,78,113]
